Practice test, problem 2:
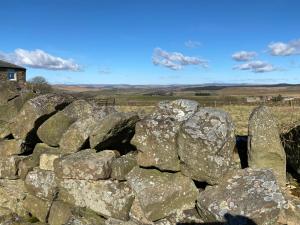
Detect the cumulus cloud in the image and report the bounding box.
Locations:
[232,51,257,61]
[0,48,81,71]
[152,48,208,70]
[233,60,277,73]
[268,39,300,56]
[185,40,201,48]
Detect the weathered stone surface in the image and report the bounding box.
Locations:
[132,99,199,171]
[40,152,62,171]
[248,106,286,186]
[196,168,286,225]
[58,179,134,220]
[32,143,58,162]
[126,167,199,221]
[278,194,300,225]
[48,201,73,225]
[0,179,29,218]
[111,151,137,181]
[0,155,26,179]
[54,149,118,180]
[23,195,52,223]
[59,106,116,153]
[90,112,139,150]
[0,120,11,138]
[37,100,95,147]
[25,168,58,200]
[177,108,235,184]
[10,93,73,141]
[105,218,137,225]
[0,139,29,157]
[64,207,106,225]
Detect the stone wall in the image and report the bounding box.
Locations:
[0,91,298,225]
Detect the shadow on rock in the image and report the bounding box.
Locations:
[177,213,257,225]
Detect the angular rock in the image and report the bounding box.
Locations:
[0,120,11,138]
[177,108,235,184]
[0,155,26,179]
[278,194,300,225]
[111,151,137,181]
[54,149,118,180]
[0,139,29,157]
[59,106,116,153]
[248,106,286,186]
[90,112,139,150]
[32,143,58,162]
[58,179,134,220]
[126,167,199,221]
[23,194,52,223]
[105,218,137,225]
[10,93,74,141]
[132,99,199,171]
[196,168,287,225]
[25,168,58,200]
[40,152,62,171]
[64,207,106,225]
[48,201,73,225]
[37,100,95,147]
[0,179,29,218]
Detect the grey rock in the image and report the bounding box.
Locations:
[248,106,286,186]
[196,168,287,225]
[132,99,199,171]
[177,108,235,184]
[111,151,137,181]
[126,167,199,221]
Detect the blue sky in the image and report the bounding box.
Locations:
[1,0,300,84]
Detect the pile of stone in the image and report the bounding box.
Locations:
[0,88,298,225]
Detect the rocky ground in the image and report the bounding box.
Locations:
[0,82,299,225]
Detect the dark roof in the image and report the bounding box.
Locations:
[0,60,26,70]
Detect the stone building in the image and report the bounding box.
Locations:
[0,60,26,86]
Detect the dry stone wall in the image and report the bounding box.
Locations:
[0,86,299,225]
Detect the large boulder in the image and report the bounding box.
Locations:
[0,179,29,218]
[54,149,118,180]
[59,106,116,153]
[0,120,11,138]
[0,155,26,179]
[132,99,199,171]
[126,167,199,221]
[111,151,137,181]
[0,139,30,157]
[177,108,235,184]
[37,100,98,147]
[248,106,286,186]
[10,93,74,142]
[25,168,58,200]
[58,179,134,220]
[90,112,139,150]
[196,168,286,225]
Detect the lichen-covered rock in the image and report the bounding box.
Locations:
[111,151,137,181]
[132,99,199,171]
[248,106,286,186]
[37,100,96,147]
[177,108,235,184]
[58,179,134,220]
[0,179,29,218]
[105,218,137,225]
[0,139,29,157]
[90,112,139,150]
[48,201,73,225]
[278,194,300,225]
[126,167,199,221]
[59,106,116,153]
[40,152,62,171]
[25,168,58,200]
[10,93,74,142]
[64,208,107,225]
[54,149,118,180]
[0,120,11,139]
[0,155,26,179]
[23,194,52,223]
[196,168,287,225]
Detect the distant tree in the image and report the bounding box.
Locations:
[271,94,283,102]
[27,76,53,94]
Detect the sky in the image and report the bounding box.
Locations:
[1,0,300,85]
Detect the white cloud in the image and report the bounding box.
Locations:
[185,40,201,48]
[232,51,257,61]
[0,48,81,71]
[268,39,300,56]
[152,48,208,70]
[233,60,277,73]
